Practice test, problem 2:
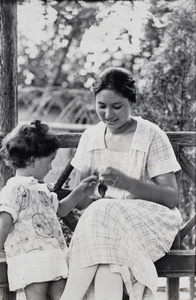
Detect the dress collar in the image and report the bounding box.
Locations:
[87,116,149,152]
[8,176,38,185]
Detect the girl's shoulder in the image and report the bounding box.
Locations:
[1,176,39,194]
[1,178,26,195]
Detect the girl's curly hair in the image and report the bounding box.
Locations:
[0,120,60,169]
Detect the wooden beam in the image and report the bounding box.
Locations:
[167,132,196,146]
[56,132,82,148]
[0,0,18,132]
[180,214,196,240]
[179,148,196,182]
[1,129,196,148]
[0,0,18,188]
[155,250,196,277]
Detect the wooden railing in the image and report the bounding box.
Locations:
[0,131,195,300]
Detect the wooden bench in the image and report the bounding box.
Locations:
[0,131,195,300]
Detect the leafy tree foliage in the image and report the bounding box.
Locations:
[18,0,195,132]
[18,0,135,123]
[134,0,196,131]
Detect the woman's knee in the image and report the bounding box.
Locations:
[95,264,122,283]
[94,264,123,299]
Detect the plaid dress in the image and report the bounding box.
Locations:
[70,117,182,300]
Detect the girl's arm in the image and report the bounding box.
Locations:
[75,171,99,210]
[0,212,13,251]
[101,168,178,209]
[57,174,98,217]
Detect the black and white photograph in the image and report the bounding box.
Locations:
[0,1,195,300]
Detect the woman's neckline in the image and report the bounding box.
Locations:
[105,117,136,135]
[103,117,138,152]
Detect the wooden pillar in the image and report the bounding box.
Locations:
[0,0,18,188]
[166,277,180,300]
[0,1,17,299]
[165,144,181,300]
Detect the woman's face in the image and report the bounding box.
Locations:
[96,89,131,131]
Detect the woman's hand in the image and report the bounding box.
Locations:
[100,167,128,190]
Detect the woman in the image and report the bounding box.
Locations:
[60,67,182,300]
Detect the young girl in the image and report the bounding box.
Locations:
[0,120,98,300]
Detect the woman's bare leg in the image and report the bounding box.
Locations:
[95,264,123,300]
[60,265,98,300]
[24,282,48,300]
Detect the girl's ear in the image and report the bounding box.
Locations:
[29,157,35,167]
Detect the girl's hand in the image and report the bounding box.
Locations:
[58,175,99,216]
[77,175,99,198]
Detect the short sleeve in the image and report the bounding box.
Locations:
[50,192,59,213]
[147,127,181,179]
[71,130,91,173]
[0,184,22,223]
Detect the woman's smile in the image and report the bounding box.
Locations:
[105,118,118,124]
[96,89,132,132]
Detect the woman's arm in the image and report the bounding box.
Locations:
[0,212,13,251]
[101,168,178,209]
[130,172,178,208]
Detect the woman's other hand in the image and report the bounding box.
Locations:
[101,167,128,190]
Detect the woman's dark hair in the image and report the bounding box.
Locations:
[0,120,60,169]
[91,67,136,103]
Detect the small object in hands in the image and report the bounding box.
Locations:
[98,180,108,198]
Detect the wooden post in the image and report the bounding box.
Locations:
[165,145,181,300]
[0,0,18,188]
[0,1,18,299]
[166,278,180,300]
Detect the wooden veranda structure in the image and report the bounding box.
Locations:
[0,1,195,300]
[0,0,18,188]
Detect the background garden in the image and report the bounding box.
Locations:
[1,0,196,298]
[17,0,195,246]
